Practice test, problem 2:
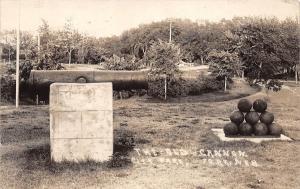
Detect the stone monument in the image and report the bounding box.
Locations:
[50,83,113,162]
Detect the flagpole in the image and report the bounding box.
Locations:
[16,0,21,108]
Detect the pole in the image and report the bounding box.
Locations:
[8,48,10,64]
[169,20,172,43]
[37,33,40,64]
[16,0,21,108]
[36,0,41,68]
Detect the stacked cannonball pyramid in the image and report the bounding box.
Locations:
[223,99,283,137]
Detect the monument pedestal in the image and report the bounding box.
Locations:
[50,83,113,162]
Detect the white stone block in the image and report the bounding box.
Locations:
[50,83,113,162]
[211,128,292,143]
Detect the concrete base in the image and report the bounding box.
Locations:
[50,83,113,163]
[212,128,292,143]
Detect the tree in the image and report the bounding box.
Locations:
[232,18,297,88]
[280,18,300,83]
[1,31,16,63]
[60,19,82,65]
[207,50,241,91]
[37,20,64,70]
[146,40,187,99]
[20,31,37,60]
[80,36,109,64]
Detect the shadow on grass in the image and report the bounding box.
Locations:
[1,126,49,144]
[20,129,136,174]
[143,91,259,104]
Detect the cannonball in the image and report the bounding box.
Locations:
[237,99,252,113]
[230,111,244,125]
[260,111,274,125]
[245,111,260,125]
[224,122,239,136]
[239,122,253,136]
[268,123,282,136]
[253,99,267,113]
[254,122,268,136]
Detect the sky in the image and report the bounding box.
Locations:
[0,0,299,37]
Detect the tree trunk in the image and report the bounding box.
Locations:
[68,50,72,66]
[200,56,204,65]
[296,70,298,84]
[8,48,11,64]
[224,76,227,92]
[242,70,245,80]
[142,47,146,59]
[164,75,167,100]
[81,46,85,64]
[258,62,263,80]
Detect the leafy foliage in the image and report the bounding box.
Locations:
[102,54,143,70]
[232,18,299,85]
[7,60,33,81]
[36,20,65,70]
[207,50,242,79]
[81,37,108,64]
[0,75,15,102]
[146,40,188,99]
[59,19,82,64]
[187,76,226,95]
[0,17,299,93]
[206,50,241,91]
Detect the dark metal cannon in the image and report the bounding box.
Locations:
[26,66,209,102]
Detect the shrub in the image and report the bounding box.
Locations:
[36,49,65,71]
[1,60,35,103]
[187,76,225,95]
[7,60,33,81]
[103,54,143,70]
[113,89,147,100]
[148,77,189,98]
[0,75,16,102]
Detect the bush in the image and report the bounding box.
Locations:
[148,77,189,98]
[37,61,64,70]
[0,75,16,102]
[103,54,143,70]
[8,60,34,81]
[36,50,65,71]
[113,89,147,100]
[1,60,35,103]
[187,76,225,95]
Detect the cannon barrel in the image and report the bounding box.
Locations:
[26,67,209,102]
[28,70,148,90]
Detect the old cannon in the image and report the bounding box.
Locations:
[26,66,209,102]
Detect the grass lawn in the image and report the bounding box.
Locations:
[0,80,299,189]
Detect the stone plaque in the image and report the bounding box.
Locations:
[50,83,113,162]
